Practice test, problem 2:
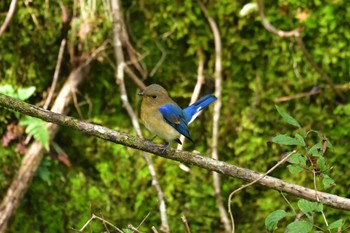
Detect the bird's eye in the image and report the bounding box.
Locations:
[152,95,157,99]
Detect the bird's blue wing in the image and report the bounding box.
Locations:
[183,94,217,124]
[158,104,193,142]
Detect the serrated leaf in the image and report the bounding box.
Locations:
[265,210,293,231]
[17,86,36,100]
[288,153,301,164]
[328,219,343,230]
[288,153,307,166]
[275,105,301,128]
[295,133,306,147]
[322,174,335,189]
[286,221,313,233]
[317,157,326,172]
[298,199,323,221]
[287,164,304,174]
[272,134,302,146]
[309,143,323,157]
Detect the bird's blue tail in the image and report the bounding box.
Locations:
[183,94,217,124]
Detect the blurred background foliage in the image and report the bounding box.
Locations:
[0,0,349,232]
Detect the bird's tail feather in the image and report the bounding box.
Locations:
[183,95,217,124]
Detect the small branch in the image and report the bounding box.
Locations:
[44,39,67,109]
[149,41,166,77]
[181,216,191,233]
[228,150,296,233]
[151,226,159,233]
[128,224,144,233]
[75,214,123,233]
[257,0,302,38]
[1,94,350,211]
[274,89,322,102]
[0,0,17,36]
[294,35,345,100]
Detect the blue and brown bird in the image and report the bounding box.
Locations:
[139,84,217,151]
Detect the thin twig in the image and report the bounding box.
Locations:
[274,89,322,102]
[74,214,123,233]
[110,1,169,232]
[151,226,159,233]
[24,0,41,29]
[25,39,67,145]
[294,35,345,100]
[308,156,330,231]
[149,41,166,77]
[257,0,302,37]
[128,224,144,233]
[197,1,230,232]
[0,0,18,36]
[181,216,191,233]
[137,211,152,229]
[228,150,296,233]
[44,39,67,109]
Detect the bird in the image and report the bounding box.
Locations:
[138,84,217,151]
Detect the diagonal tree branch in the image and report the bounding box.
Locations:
[257,0,345,100]
[0,66,89,232]
[0,0,18,36]
[1,94,350,212]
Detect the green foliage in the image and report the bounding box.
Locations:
[1,0,350,232]
[265,210,294,231]
[0,85,36,100]
[19,116,50,150]
[266,107,343,232]
[272,105,335,189]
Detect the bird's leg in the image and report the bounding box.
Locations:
[145,135,157,146]
[161,143,170,154]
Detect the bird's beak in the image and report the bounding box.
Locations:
[138,92,144,96]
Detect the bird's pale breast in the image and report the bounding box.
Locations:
[141,104,180,142]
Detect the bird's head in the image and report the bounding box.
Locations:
[138,84,170,106]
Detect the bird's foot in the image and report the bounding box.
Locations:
[161,143,170,154]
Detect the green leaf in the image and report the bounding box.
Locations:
[287,164,304,174]
[322,174,335,189]
[328,219,343,230]
[0,84,16,97]
[286,221,313,233]
[19,116,50,150]
[298,199,323,220]
[309,143,323,157]
[295,133,306,147]
[37,159,51,186]
[272,134,302,146]
[317,157,326,172]
[288,153,306,166]
[265,210,293,231]
[275,105,301,128]
[17,86,36,100]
